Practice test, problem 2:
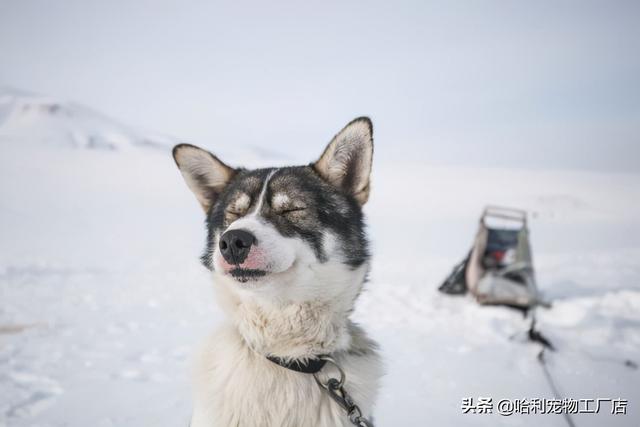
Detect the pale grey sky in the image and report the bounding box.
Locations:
[1,0,639,171]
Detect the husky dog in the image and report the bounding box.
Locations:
[173,118,382,427]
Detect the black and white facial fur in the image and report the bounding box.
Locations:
[173,118,382,427]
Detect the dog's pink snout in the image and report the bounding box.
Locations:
[220,245,268,272]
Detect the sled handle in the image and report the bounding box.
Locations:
[482,206,527,225]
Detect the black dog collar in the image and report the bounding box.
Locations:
[266,355,329,374]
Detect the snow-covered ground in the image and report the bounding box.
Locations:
[1,90,638,426]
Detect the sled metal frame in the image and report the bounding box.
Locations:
[482,205,527,226]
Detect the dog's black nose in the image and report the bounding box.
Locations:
[219,229,255,264]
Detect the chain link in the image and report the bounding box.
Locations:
[313,357,374,427]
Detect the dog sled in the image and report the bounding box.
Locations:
[439,206,637,427]
[439,206,546,310]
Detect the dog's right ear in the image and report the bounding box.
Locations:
[172,144,236,212]
[313,117,373,205]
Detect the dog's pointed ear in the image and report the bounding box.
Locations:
[313,117,373,205]
[172,144,236,212]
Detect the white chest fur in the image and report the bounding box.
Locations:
[190,322,382,427]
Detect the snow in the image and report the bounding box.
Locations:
[1,90,638,426]
[0,88,175,151]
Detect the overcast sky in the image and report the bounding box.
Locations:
[1,0,639,171]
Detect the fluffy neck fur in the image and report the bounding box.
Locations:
[235,298,351,360]
[213,274,355,361]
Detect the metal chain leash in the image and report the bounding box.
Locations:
[313,357,374,427]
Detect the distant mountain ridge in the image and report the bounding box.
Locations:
[0,87,176,151]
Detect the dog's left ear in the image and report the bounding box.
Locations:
[172,144,236,212]
[313,117,373,205]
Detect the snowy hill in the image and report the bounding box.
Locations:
[0,88,175,151]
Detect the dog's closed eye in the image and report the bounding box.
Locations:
[271,193,307,216]
[278,207,306,215]
[225,209,244,216]
[225,193,251,221]
[224,209,248,223]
